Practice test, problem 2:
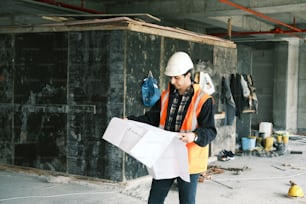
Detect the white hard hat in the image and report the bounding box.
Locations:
[164,51,194,76]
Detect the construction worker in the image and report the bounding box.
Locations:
[127,51,217,204]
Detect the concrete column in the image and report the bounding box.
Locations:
[285,38,299,133]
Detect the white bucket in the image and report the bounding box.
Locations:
[259,122,273,138]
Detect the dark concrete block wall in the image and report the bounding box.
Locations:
[0,31,114,179]
[0,34,14,165]
[0,29,237,181]
[15,33,68,171]
[0,33,68,171]
[67,31,110,179]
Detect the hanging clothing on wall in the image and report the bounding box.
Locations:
[240,76,250,98]
[240,75,252,110]
[245,74,258,112]
[221,76,236,125]
[230,73,244,119]
[194,71,215,95]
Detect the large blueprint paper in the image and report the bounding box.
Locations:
[102,117,190,182]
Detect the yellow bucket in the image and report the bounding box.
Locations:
[283,135,289,144]
[276,135,283,143]
[264,137,274,151]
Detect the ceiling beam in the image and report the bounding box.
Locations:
[219,0,302,32]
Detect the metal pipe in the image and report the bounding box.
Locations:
[219,0,302,32]
[227,17,232,39]
[211,28,306,38]
[34,0,103,14]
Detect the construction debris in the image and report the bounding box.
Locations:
[208,165,250,172]
[198,165,250,183]
[198,166,224,183]
[281,163,306,170]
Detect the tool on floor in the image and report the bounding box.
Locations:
[290,150,303,154]
[208,165,250,172]
[288,180,304,198]
[211,179,234,190]
[271,165,286,171]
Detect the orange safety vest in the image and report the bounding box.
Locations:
[159,84,211,174]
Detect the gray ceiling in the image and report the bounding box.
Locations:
[1,0,306,42]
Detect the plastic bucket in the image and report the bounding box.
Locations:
[283,135,289,144]
[264,136,274,151]
[242,137,256,151]
[276,135,283,143]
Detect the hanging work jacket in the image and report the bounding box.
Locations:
[159,84,211,174]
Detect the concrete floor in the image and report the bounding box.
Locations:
[1,135,306,204]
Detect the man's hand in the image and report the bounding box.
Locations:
[179,132,196,143]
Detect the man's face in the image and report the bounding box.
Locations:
[169,73,190,90]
